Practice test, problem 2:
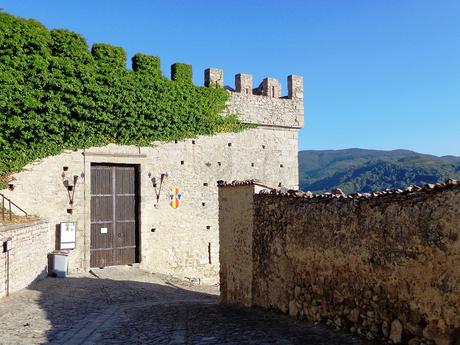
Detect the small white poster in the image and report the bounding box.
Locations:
[60,222,76,250]
[100,227,108,234]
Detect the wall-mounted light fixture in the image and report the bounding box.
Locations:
[148,172,168,208]
[61,168,82,213]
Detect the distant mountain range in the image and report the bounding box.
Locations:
[298,148,460,194]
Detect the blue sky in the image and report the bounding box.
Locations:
[2,0,459,156]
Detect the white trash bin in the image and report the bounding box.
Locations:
[49,250,69,278]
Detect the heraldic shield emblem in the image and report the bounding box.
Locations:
[168,187,183,209]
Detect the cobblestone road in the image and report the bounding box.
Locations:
[0,267,373,345]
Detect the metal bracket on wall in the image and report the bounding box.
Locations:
[149,172,168,208]
[2,237,12,296]
[62,168,83,213]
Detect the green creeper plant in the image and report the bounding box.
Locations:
[171,63,192,84]
[0,13,247,188]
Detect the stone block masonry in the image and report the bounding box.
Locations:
[0,67,303,284]
[219,180,460,345]
[0,220,49,298]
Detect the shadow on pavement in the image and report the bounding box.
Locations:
[0,271,377,345]
[15,273,216,344]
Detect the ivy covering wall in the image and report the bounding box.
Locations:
[0,13,244,187]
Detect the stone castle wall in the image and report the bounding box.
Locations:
[0,70,303,283]
[0,220,49,298]
[219,181,460,344]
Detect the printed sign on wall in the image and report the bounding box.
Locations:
[168,187,183,209]
[60,222,76,249]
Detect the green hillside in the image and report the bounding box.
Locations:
[299,148,460,193]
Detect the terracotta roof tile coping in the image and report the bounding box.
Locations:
[217,179,460,200]
[217,179,267,187]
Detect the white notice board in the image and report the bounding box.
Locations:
[60,222,76,249]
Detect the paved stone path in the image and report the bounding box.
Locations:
[0,267,374,345]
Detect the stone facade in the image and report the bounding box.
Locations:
[219,181,460,345]
[0,220,49,298]
[0,70,303,284]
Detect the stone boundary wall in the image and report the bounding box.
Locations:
[219,181,460,345]
[0,220,49,298]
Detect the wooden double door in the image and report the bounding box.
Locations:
[90,164,139,267]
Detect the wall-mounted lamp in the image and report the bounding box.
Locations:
[62,168,83,212]
[148,172,168,207]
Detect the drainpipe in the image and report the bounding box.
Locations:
[3,239,12,296]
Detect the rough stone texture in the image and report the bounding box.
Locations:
[0,77,303,284]
[225,92,303,128]
[235,73,253,94]
[390,319,403,344]
[288,75,304,100]
[0,220,49,298]
[258,77,282,98]
[0,266,371,344]
[204,67,224,87]
[219,182,460,344]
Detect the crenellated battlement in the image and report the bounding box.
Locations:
[204,68,303,101]
[95,47,304,129]
[123,51,303,106]
[204,67,304,129]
